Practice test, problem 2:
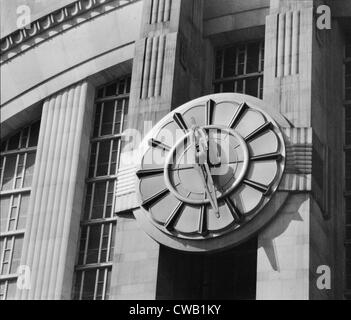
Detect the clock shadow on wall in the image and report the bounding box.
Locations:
[156,237,257,300]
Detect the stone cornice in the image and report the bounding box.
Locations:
[0,0,139,65]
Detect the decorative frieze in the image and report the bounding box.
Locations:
[279,127,312,191]
[0,0,138,64]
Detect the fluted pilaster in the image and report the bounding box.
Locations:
[17,81,94,299]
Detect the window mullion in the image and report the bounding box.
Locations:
[97,224,104,264]
[83,226,90,266]
[102,268,108,300]
[93,269,99,300]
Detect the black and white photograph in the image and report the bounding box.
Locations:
[0,0,350,306]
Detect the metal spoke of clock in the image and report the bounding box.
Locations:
[228,102,249,129]
[136,167,164,178]
[173,112,188,132]
[142,187,170,209]
[205,99,216,125]
[245,122,272,142]
[164,200,186,230]
[225,198,243,222]
[198,204,207,235]
[149,138,171,151]
[251,152,282,162]
[243,179,269,195]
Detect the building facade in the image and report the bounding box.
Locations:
[0,0,350,300]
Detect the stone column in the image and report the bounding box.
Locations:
[257,0,344,300]
[111,0,209,299]
[257,0,315,300]
[16,81,95,300]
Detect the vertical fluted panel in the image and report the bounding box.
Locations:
[275,10,300,78]
[157,0,165,23]
[17,81,90,299]
[291,11,300,75]
[163,0,171,22]
[148,36,159,97]
[150,0,171,24]
[276,13,285,77]
[150,0,159,24]
[284,11,292,76]
[141,37,153,99]
[141,35,167,99]
[154,34,166,96]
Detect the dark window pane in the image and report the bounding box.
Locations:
[346,226,351,240]
[246,42,260,73]
[214,50,223,79]
[105,83,117,96]
[93,104,102,137]
[346,89,351,101]
[100,102,115,136]
[347,44,351,58]
[246,78,259,97]
[28,121,40,147]
[73,272,83,299]
[236,79,244,93]
[17,194,29,230]
[20,127,29,148]
[223,47,236,78]
[78,227,88,265]
[97,88,104,98]
[222,81,234,92]
[7,133,20,151]
[346,75,351,89]
[2,155,17,191]
[118,79,126,95]
[23,153,36,188]
[214,83,221,93]
[95,269,105,300]
[346,62,351,75]
[96,141,111,177]
[81,270,97,300]
[86,225,101,264]
[91,182,107,220]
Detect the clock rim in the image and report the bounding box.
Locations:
[135,93,290,252]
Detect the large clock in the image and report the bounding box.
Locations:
[134,93,288,252]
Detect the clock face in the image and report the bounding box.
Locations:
[135,93,286,251]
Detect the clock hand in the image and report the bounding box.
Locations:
[190,126,220,218]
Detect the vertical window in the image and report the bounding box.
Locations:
[73,76,130,300]
[0,121,40,300]
[213,40,264,99]
[345,37,351,299]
